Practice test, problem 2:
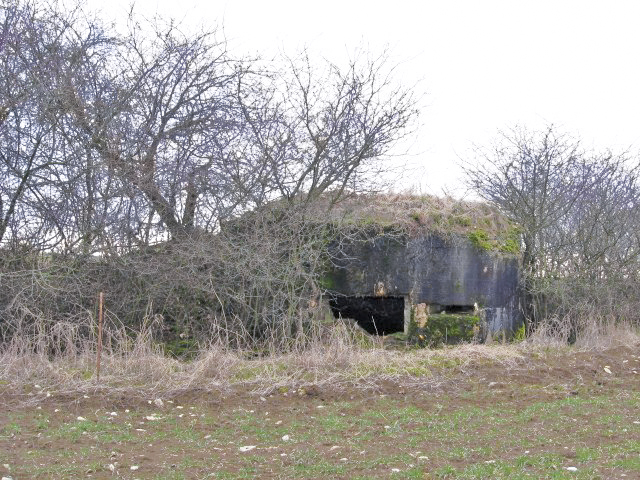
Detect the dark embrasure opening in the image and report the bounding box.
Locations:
[329,296,404,335]
[440,304,476,314]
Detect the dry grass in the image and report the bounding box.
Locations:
[527,313,640,350]
[1,313,638,404]
[320,192,516,242]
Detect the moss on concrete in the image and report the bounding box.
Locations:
[422,313,482,347]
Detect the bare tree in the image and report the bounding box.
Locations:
[0,0,64,246]
[237,51,418,210]
[464,125,640,332]
[0,1,119,252]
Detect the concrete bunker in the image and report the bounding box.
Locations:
[320,194,523,342]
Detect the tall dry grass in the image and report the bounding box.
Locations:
[526,312,640,350]
[1,311,638,403]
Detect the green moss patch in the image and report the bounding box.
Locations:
[421,313,482,347]
[468,230,492,250]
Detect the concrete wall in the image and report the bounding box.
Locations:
[327,233,522,334]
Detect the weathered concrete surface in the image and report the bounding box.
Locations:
[328,233,522,334]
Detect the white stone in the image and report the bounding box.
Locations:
[239,445,256,452]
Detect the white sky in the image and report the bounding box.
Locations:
[91,0,640,197]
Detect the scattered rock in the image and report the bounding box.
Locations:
[76,416,87,421]
[604,366,612,374]
[566,466,578,472]
[239,445,256,452]
[130,465,139,471]
[154,398,164,408]
[281,434,290,441]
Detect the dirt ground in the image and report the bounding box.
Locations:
[2,344,640,479]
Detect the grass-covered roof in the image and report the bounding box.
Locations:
[318,193,521,254]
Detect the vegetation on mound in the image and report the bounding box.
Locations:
[314,193,521,254]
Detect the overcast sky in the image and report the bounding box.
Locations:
[91,0,640,196]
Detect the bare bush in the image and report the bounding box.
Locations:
[465,124,640,336]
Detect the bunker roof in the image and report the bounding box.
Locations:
[318,193,521,255]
